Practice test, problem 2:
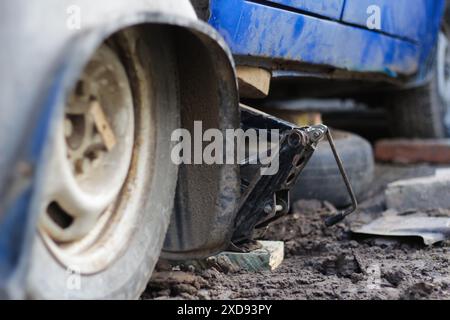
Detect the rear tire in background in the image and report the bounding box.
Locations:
[389,30,450,138]
[291,131,374,208]
[27,27,179,299]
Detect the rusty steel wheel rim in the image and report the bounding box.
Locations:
[38,43,140,274]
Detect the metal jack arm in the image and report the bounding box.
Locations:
[323,129,358,227]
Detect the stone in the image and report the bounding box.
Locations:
[172,241,285,273]
[214,240,284,272]
[385,171,450,211]
[375,139,450,164]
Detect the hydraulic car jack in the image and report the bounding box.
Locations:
[231,105,358,246]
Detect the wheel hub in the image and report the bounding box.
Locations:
[39,44,135,245]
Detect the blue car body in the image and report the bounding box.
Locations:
[208,0,445,83]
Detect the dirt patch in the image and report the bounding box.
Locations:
[143,165,450,300]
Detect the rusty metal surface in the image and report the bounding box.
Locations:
[353,210,450,245]
[231,106,357,244]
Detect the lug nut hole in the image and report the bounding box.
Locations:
[47,202,74,230]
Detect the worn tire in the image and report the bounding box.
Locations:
[389,65,450,138]
[26,27,179,299]
[389,7,450,138]
[291,131,374,208]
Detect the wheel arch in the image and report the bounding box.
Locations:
[0,7,239,298]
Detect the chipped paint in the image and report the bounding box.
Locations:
[209,0,445,79]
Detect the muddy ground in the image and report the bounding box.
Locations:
[143,165,450,300]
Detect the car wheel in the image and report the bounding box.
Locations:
[390,29,450,138]
[26,27,179,299]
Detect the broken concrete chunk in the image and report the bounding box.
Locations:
[385,171,450,211]
[435,168,450,177]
